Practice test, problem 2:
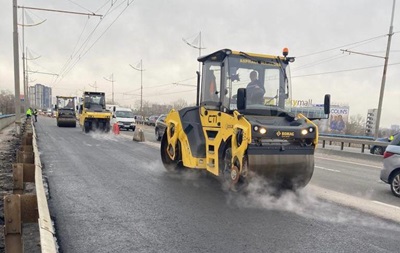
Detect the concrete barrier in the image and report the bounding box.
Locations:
[132,128,145,142]
[0,115,16,131]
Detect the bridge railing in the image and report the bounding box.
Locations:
[3,119,57,253]
[0,114,16,131]
[318,134,389,153]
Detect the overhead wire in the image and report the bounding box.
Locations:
[123,77,196,94]
[65,0,95,14]
[55,0,131,84]
[296,34,388,58]
[54,0,122,83]
[292,62,400,78]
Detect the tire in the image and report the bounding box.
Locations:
[84,121,90,133]
[220,147,247,192]
[160,132,183,172]
[390,171,400,198]
[373,146,384,155]
[155,128,161,141]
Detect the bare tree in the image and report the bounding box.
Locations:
[0,90,15,114]
[172,98,188,111]
[345,114,365,136]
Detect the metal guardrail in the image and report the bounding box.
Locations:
[319,135,389,153]
[319,133,375,140]
[0,114,16,119]
[0,114,17,131]
[32,121,57,252]
[4,120,57,253]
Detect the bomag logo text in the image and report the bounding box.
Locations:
[276,131,294,137]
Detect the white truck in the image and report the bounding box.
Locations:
[109,106,136,131]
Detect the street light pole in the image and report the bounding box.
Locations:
[88,81,98,92]
[375,0,396,139]
[129,60,144,115]
[183,31,206,74]
[103,74,115,104]
[13,0,21,134]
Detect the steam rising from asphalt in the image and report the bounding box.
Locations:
[89,130,121,141]
[227,176,400,232]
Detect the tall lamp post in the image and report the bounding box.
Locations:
[375,0,396,139]
[103,74,115,104]
[340,0,396,138]
[129,60,144,115]
[183,31,206,74]
[13,0,21,134]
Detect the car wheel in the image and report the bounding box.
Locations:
[390,170,400,198]
[155,128,161,141]
[373,146,384,155]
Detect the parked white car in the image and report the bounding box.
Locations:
[380,134,400,198]
[110,107,136,131]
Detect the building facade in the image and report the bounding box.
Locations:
[29,84,52,109]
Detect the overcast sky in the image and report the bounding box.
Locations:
[1,0,399,128]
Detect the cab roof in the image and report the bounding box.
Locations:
[197,49,286,63]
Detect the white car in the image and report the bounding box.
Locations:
[110,107,136,131]
[380,134,400,197]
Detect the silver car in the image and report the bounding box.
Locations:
[380,133,400,198]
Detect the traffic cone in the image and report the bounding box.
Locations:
[112,123,120,135]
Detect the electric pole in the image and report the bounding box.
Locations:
[104,74,115,104]
[340,0,396,139]
[13,0,21,134]
[375,0,396,139]
[129,60,144,115]
[88,81,98,91]
[183,31,206,74]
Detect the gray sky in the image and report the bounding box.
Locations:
[1,0,399,128]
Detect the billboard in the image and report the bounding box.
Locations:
[289,99,349,134]
[316,106,350,134]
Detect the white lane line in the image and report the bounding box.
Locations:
[308,185,400,223]
[143,141,160,149]
[371,200,400,210]
[315,166,340,173]
[315,156,381,169]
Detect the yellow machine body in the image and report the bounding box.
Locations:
[78,91,111,133]
[161,49,330,190]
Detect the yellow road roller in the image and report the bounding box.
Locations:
[161,48,330,191]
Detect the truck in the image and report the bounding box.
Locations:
[78,91,112,133]
[110,106,136,131]
[160,48,330,191]
[55,96,77,127]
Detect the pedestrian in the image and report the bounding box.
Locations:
[33,108,38,122]
[26,107,32,119]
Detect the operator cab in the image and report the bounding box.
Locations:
[81,92,106,112]
[198,49,330,120]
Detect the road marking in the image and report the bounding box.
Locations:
[315,166,340,173]
[371,200,400,210]
[315,156,381,169]
[143,141,160,149]
[308,185,400,223]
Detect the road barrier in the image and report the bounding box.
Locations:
[133,128,145,142]
[319,135,389,153]
[3,119,57,253]
[0,114,16,131]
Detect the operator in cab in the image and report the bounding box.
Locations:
[246,70,265,105]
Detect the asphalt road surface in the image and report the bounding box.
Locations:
[35,117,399,253]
